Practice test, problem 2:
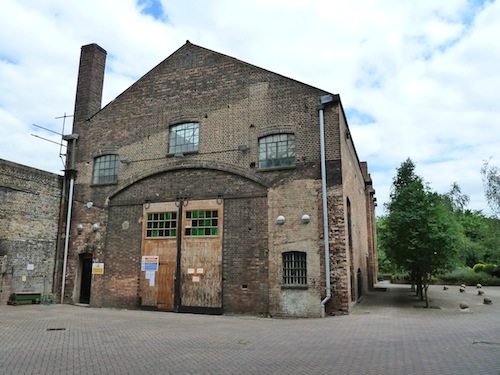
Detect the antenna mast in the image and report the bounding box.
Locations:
[31,113,73,169]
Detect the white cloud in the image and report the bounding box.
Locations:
[0,0,498,216]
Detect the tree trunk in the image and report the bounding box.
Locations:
[416,271,423,300]
[424,283,429,308]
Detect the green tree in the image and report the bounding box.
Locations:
[376,216,398,274]
[481,159,500,217]
[381,158,460,306]
[442,182,500,266]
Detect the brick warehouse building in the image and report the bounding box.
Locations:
[0,159,62,304]
[60,42,377,317]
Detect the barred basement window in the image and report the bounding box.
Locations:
[92,154,118,184]
[258,133,295,169]
[282,251,307,286]
[146,212,177,238]
[185,210,219,236]
[169,122,199,154]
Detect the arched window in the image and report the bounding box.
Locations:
[282,251,307,286]
[92,154,118,184]
[258,133,295,169]
[169,122,199,154]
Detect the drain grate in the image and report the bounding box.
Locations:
[46,328,66,331]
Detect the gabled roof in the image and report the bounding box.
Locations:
[95,41,336,117]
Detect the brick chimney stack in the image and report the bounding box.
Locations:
[73,44,107,129]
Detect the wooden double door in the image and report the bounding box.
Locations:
[140,199,223,314]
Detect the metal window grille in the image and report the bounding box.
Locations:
[282,251,307,285]
[146,212,178,238]
[184,210,219,236]
[92,154,118,184]
[169,123,199,154]
[258,133,295,169]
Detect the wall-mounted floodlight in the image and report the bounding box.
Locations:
[120,157,130,164]
[238,144,249,152]
[174,152,184,158]
[320,95,334,104]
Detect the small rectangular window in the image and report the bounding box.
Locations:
[259,133,295,169]
[185,210,219,236]
[169,123,199,154]
[92,155,118,184]
[282,251,307,285]
[146,211,178,238]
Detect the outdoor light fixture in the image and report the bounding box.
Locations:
[174,152,184,158]
[92,223,99,232]
[76,224,84,233]
[301,214,310,224]
[120,157,130,164]
[238,144,249,152]
[276,215,286,225]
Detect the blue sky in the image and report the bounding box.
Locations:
[1,0,499,216]
[138,0,166,20]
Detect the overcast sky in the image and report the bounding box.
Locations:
[1,0,498,216]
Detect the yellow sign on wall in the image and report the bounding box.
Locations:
[92,262,104,275]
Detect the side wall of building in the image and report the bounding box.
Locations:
[0,159,62,303]
[338,109,373,306]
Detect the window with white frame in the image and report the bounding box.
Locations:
[282,251,307,286]
[169,122,199,154]
[92,154,118,184]
[258,133,295,169]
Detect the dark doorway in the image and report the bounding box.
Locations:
[357,268,362,300]
[79,258,92,304]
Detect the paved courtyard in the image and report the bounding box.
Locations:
[1,283,499,374]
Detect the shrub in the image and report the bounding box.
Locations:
[492,266,500,278]
[390,272,410,284]
[483,264,496,275]
[473,263,485,273]
[437,269,500,286]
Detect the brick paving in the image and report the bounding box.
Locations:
[1,283,499,375]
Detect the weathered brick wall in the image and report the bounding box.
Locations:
[335,109,374,308]
[223,196,269,314]
[268,179,323,318]
[71,42,331,204]
[64,42,376,316]
[0,159,62,303]
[65,167,270,310]
[325,190,350,315]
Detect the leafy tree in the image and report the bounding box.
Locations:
[381,158,460,306]
[442,182,470,212]
[442,182,500,266]
[376,216,398,274]
[481,159,500,217]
